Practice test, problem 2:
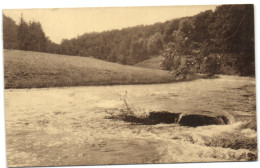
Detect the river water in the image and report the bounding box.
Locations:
[5,75,257,167]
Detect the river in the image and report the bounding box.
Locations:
[5,75,257,167]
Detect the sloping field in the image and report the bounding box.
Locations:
[134,56,164,70]
[4,50,174,88]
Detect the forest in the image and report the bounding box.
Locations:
[3,4,255,77]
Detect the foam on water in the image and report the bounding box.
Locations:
[5,75,257,167]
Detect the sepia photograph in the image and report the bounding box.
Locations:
[2,3,257,167]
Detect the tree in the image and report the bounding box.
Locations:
[161,18,196,78]
[147,33,163,56]
[161,43,180,71]
[3,15,18,49]
[130,38,148,64]
[208,5,254,76]
[178,18,194,36]
[161,5,254,78]
[192,10,214,43]
[17,15,30,50]
[163,19,179,43]
[27,21,47,52]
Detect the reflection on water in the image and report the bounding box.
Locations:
[5,75,257,167]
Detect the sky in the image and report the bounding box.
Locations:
[3,5,217,44]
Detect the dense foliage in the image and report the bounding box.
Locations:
[161,5,254,77]
[58,23,166,65]
[4,15,48,52]
[3,5,255,76]
[3,15,18,49]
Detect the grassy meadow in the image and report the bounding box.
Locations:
[134,56,164,70]
[4,50,175,88]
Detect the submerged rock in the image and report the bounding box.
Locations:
[109,110,230,127]
[179,114,228,127]
[148,111,180,124]
[148,112,230,127]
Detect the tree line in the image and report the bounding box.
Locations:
[3,15,59,53]
[3,4,255,76]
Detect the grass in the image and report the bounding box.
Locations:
[4,50,175,88]
[134,56,164,70]
[105,92,152,124]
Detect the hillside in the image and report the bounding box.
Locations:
[3,5,255,76]
[4,50,175,88]
[134,56,164,70]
